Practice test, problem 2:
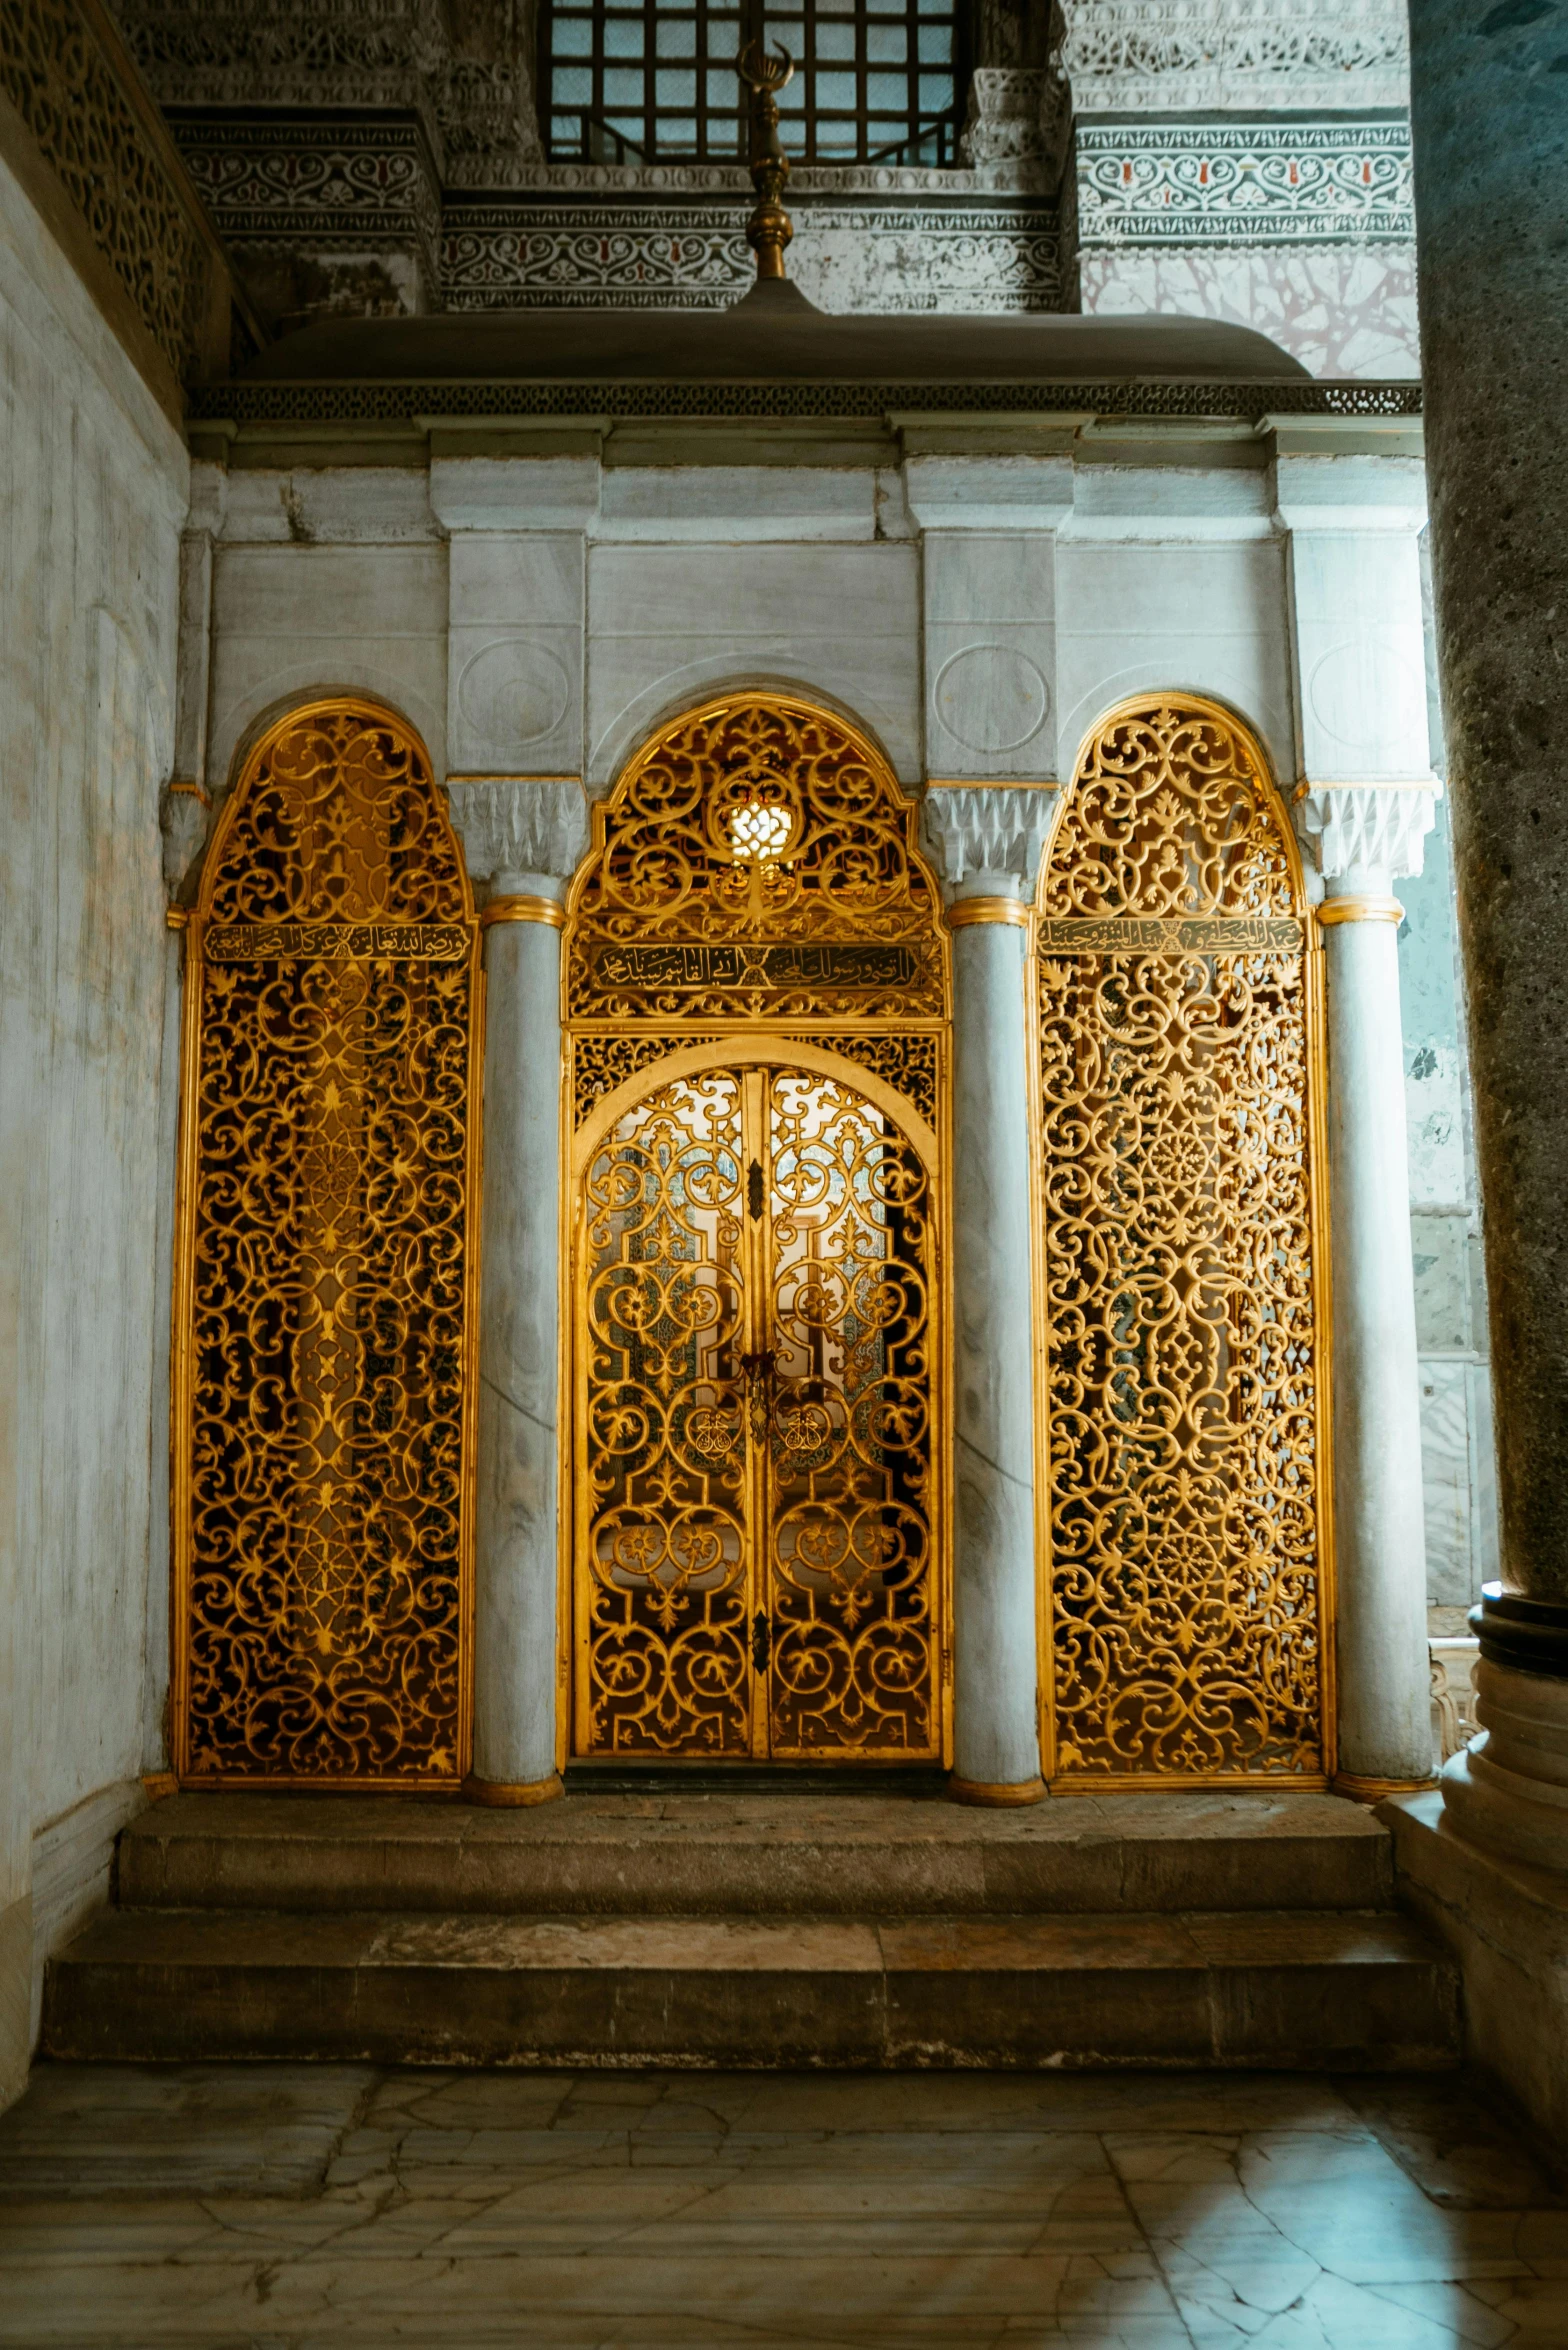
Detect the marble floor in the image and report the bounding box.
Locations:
[0,2065,1564,2348]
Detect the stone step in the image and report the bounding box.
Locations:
[116,1788,1396,1918]
[43,1905,1459,2071]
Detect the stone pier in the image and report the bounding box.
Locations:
[1385,0,1568,2150]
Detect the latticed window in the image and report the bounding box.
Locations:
[540,0,967,166]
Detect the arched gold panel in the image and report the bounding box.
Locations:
[1035,695,1331,1785]
[565,692,951,1765]
[172,698,480,1787]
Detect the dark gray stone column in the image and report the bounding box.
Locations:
[1409,2,1568,1865]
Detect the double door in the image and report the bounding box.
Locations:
[574,1059,940,1759]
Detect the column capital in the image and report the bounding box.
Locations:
[445,775,590,893]
[922,783,1059,896]
[1292,780,1440,885]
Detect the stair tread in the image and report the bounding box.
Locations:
[117,1789,1396,1917]
[56,1905,1446,1974]
[123,1788,1387,1848]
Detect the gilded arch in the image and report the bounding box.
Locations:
[1034,693,1332,1785]
[172,697,481,1787]
[564,691,951,1763]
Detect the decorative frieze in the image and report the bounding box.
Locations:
[173,116,442,278]
[191,376,1425,428]
[1075,121,1412,248]
[442,198,1064,314]
[1059,0,1409,116]
[444,205,748,311]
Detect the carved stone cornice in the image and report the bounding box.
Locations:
[1292,781,1439,883]
[445,775,589,888]
[922,784,1059,892]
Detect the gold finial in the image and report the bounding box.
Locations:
[737,38,795,282]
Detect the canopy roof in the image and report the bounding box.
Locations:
[240,281,1311,386]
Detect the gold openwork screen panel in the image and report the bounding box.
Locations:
[567,692,949,1763]
[1036,698,1330,1784]
[173,700,479,1787]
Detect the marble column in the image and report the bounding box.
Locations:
[1296,789,1439,1794]
[143,786,211,1791]
[1408,6,1568,1875]
[447,777,588,1805]
[924,787,1055,1802]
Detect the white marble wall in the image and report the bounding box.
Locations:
[0,150,188,2108]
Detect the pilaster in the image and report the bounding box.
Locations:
[904,447,1071,788]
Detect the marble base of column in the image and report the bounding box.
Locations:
[1440,1586,1568,1873]
[948,1774,1047,1808]
[462,1772,566,1808]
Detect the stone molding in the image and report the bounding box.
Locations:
[1059,0,1409,116]
[445,775,589,888]
[1075,121,1412,249]
[1293,781,1439,883]
[922,785,1059,891]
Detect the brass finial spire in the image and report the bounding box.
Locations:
[737,39,795,281]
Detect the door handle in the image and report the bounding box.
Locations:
[751,1611,771,1671]
[740,1345,776,1443]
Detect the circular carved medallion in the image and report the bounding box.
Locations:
[933,645,1050,755]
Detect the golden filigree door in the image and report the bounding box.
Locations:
[172,699,479,1788]
[1035,695,1331,1786]
[575,1058,939,1760]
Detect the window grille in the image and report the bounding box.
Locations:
[540,0,966,168]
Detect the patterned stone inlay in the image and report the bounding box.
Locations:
[1076,122,1412,247]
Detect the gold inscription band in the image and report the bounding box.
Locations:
[947,896,1030,930]
[481,894,567,930]
[1316,895,1405,927]
[461,1772,566,1806]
